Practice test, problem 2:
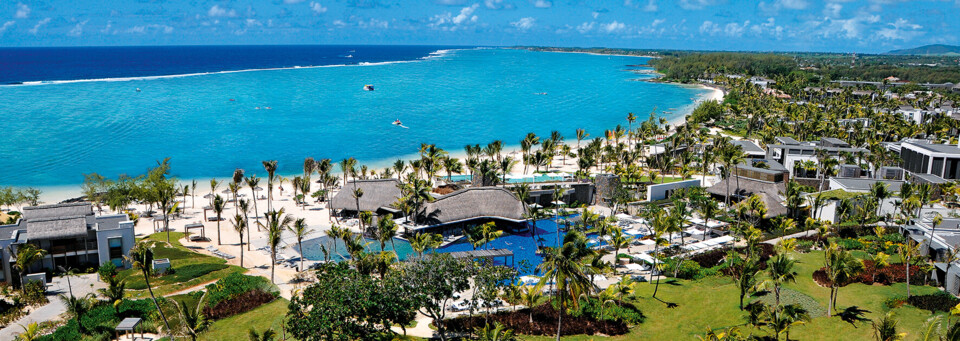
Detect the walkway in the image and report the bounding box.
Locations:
[0,274,105,340]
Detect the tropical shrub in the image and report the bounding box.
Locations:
[203,289,276,320]
[36,319,81,341]
[205,273,275,308]
[907,292,960,313]
[883,295,908,309]
[813,260,923,286]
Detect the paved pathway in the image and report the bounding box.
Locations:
[763,229,817,245]
[0,274,105,340]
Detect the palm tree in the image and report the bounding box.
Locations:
[239,199,251,250]
[10,244,45,290]
[897,240,920,297]
[575,128,588,151]
[536,231,594,341]
[174,291,208,341]
[698,198,719,241]
[927,213,943,258]
[209,178,221,206]
[213,194,226,245]
[232,213,246,267]
[246,175,261,224]
[248,327,277,341]
[872,252,890,284]
[872,312,905,341]
[824,244,864,316]
[402,179,434,225]
[520,285,542,323]
[410,232,442,258]
[290,218,312,271]
[376,213,398,253]
[125,242,171,336]
[758,254,798,307]
[612,275,635,304]
[14,322,41,341]
[262,160,278,212]
[191,179,198,209]
[59,293,94,334]
[232,168,245,214]
[98,275,125,313]
[260,208,293,283]
[609,228,632,261]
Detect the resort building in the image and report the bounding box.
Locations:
[732,140,766,158]
[827,178,904,193]
[900,141,960,181]
[900,219,960,295]
[706,159,789,216]
[766,137,868,180]
[0,202,135,284]
[410,187,527,236]
[329,179,403,217]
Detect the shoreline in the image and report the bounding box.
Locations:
[511,47,661,59]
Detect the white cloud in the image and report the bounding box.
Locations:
[699,20,719,35]
[208,5,237,18]
[602,21,626,33]
[68,20,88,37]
[724,20,749,37]
[0,21,14,35]
[533,0,552,8]
[576,22,595,34]
[15,3,29,19]
[429,4,479,30]
[592,11,600,19]
[680,0,719,10]
[511,17,535,30]
[29,17,50,34]
[101,21,113,34]
[309,2,328,14]
[358,18,389,29]
[652,19,666,27]
[750,18,783,38]
[824,3,842,17]
[875,18,922,41]
[127,24,174,34]
[819,13,881,39]
[485,0,515,10]
[644,0,658,11]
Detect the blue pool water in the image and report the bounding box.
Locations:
[297,236,416,263]
[445,174,569,184]
[0,47,710,188]
[296,216,585,276]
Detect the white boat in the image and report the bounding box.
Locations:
[364,84,375,91]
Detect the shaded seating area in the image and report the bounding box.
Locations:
[115,317,145,340]
[446,248,515,267]
[184,222,205,241]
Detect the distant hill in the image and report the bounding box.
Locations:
[886,44,960,56]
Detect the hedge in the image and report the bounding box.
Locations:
[205,273,274,308]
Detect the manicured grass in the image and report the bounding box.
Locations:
[525,250,944,340]
[198,299,290,341]
[117,232,246,298]
[814,189,862,201]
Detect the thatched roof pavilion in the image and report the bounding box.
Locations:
[330,179,402,213]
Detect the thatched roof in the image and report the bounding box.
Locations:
[707,176,787,218]
[419,187,526,226]
[22,202,92,220]
[27,216,88,240]
[330,179,402,212]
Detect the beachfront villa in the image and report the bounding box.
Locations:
[329,178,403,218]
[0,202,135,284]
[766,137,868,181]
[411,187,527,236]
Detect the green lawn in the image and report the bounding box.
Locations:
[525,250,943,340]
[199,299,290,341]
[117,232,246,298]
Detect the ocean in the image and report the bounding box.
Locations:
[0,45,709,194]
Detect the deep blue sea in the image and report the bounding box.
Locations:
[0,45,709,190]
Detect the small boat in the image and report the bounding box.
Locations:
[364,84,375,91]
[135,88,141,92]
[229,99,236,101]
[393,119,409,129]
[534,92,547,95]
[264,107,272,110]
[344,55,353,58]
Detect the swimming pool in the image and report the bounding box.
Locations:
[445,173,570,184]
[296,216,584,275]
[296,236,417,262]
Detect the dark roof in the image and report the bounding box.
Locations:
[22,202,92,220]
[26,216,88,240]
[775,137,800,145]
[329,179,402,212]
[732,140,766,155]
[913,173,950,184]
[706,176,787,217]
[904,142,960,155]
[831,178,904,192]
[419,187,526,226]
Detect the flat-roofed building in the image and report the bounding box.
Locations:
[900,142,960,180]
[0,202,135,284]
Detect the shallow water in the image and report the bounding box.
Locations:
[0,48,707,187]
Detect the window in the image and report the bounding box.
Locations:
[108,238,123,267]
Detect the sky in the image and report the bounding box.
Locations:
[0,0,957,53]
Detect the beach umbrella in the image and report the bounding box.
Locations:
[551,200,565,206]
[221,189,231,194]
[529,203,542,209]
[254,186,264,191]
[203,193,214,199]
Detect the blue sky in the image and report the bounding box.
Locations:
[0,0,957,52]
